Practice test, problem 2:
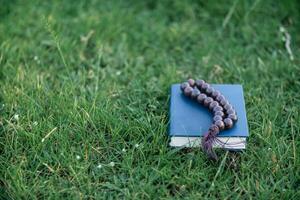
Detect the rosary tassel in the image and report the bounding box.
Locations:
[202,125,220,160]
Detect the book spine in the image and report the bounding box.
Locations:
[168,85,174,136]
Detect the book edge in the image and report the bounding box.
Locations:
[169,136,247,149]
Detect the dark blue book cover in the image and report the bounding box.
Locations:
[169,84,249,138]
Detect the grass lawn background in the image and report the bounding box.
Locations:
[1,0,300,199]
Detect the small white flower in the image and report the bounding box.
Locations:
[134,144,140,148]
[116,71,121,76]
[76,155,81,160]
[109,162,115,167]
[33,121,38,126]
[268,147,272,151]
[33,56,41,64]
[96,164,102,169]
[279,26,285,33]
[122,148,126,152]
[13,114,19,121]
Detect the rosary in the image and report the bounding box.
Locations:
[180,79,238,160]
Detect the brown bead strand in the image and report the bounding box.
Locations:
[180,79,238,131]
[180,79,238,160]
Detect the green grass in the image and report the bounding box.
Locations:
[1,0,300,199]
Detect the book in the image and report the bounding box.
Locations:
[169,84,249,150]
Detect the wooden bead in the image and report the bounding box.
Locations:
[191,88,200,99]
[216,95,225,102]
[209,101,219,110]
[224,103,233,111]
[195,80,205,89]
[200,83,209,91]
[213,105,223,113]
[206,86,214,95]
[228,114,238,122]
[226,108,235,115]
[180,82,189,91]
[220,99,229,106]
[224,118,233,129]
[213,115,223,122]
[214,120,225,131]
[203,97,213,107]
[183,86,193,97]
[209,124,220,133]
[214,111,224,118]
[187,79,195,87]
[212,90,221,99]
[197,93,207,103]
